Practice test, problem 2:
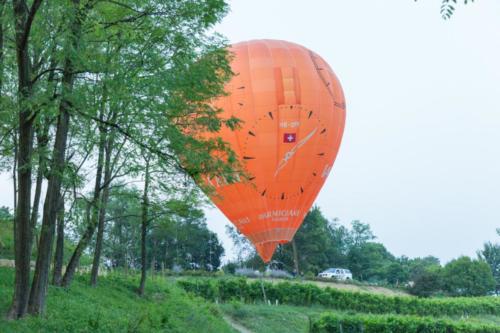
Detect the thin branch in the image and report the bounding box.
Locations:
[20,0,44,52]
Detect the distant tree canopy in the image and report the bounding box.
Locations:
[227,207,497,297]
[478,231,500,295]
[98,187,225,272]
[0,206,12,221]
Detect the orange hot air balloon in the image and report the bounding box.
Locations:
[206,40,346,262]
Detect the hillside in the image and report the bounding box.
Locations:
[179,277,500,333]
[254,277,409,296]
[0,268,234,333]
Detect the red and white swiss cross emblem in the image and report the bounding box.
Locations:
[284,133,296,143]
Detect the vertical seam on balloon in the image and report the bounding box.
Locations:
[233,42,252,239]
[262,39,278,250]
[281,40,301,243]
[304,50,328,234]
[245,39,270,252]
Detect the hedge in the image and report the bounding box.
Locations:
[311,313,500,333]
[177,278,500,317]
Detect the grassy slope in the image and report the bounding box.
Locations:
[221,303,325,333]
[220,302,500,333]
[0,268,235,333]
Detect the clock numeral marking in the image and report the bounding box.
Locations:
[238,102,244,106]
[320,128,327,134]
[248,176,255,181]
[243,156,255,160]
[300,186,304,193]
[248,131,256,136]
[268,112,274,120]
[308,111,313,119]
[312,172,317,176]
[237,86,245,89]
[317,153,325,156]
[281,192,285,200]
[261,189,267,196]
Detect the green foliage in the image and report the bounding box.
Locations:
[440,0,475,20]
[100,186,225,271]
[0,206,12,220]
[414,0,476,20]
[347,242,394,282]
[0,268,233,332]
[478,240,500,295]
[311,312,500,333]
[409,266,444,297]
[442,256,496,296]
[0,217,13,259]
[221,303,320,333]
[178,278,500,317]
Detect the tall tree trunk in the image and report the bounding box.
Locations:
[138,157,150,296]
[8,0,44,320]
[90,135,113,286]
[292,238,299,276]
[28,112,70,314]
[12,135,17,215]
[61,122,106,287]
[29,0,83,314]
[0,0,5,93]
[51,195,65,286]
[30,126,48,237]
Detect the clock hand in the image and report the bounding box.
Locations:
[274,127,318,177]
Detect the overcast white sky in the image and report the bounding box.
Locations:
[204,0,500,263]
[1,0,499,265]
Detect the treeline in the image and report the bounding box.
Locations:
[226,207,500,297]
[0,0,238,319]
[1,194,225,271]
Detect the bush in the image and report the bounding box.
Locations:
[311,312,500,333]
[442,256,496,297]
[177,278,500,317]
[409,266,443,297]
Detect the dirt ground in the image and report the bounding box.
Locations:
[254,277,410,297]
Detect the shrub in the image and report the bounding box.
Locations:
[177,278,500,317]
[311,312,500,333]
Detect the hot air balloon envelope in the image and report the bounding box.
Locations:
[206,40,346,262]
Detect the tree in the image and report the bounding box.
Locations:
[409,266,444,297]
[347,242,395,282]
[8,0,44,320]
[442,256,495,296]
[4,0,238,318]
[477,237,500,295]
[408,256,441,281]
[386,258,410,286]
[0,206,12,220]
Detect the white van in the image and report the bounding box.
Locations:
[318,268,353,281]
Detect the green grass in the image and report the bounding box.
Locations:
[221,302,326,333]
[0,219,14,259]
[0,268,235,333]
[220,302,500,333]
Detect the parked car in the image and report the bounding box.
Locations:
[318,268,352,281]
